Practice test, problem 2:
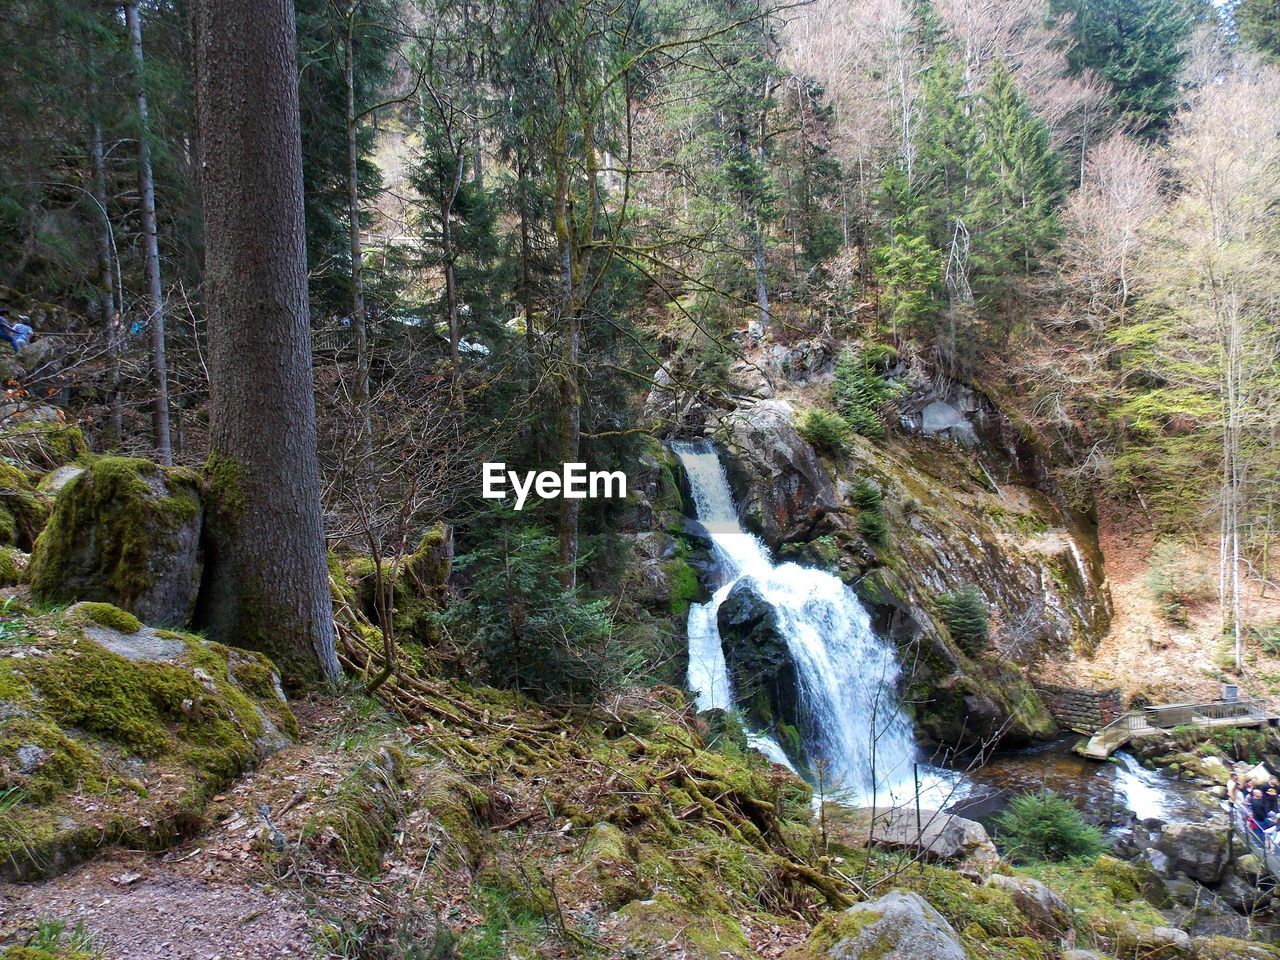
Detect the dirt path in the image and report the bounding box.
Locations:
[0,854,318,960]
[0,702,354,959]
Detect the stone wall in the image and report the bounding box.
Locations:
[1034,682,1124,734]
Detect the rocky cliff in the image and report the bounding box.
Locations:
[646,337,1113,755]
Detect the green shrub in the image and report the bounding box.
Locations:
[852,478,889,547]
[994,791,1104,863]
[444,524,619,701]
[833,345,899,440]
[1248,619,1280,657]
[938,585,989,655]
[1144,538,1210,625]
[796,408,850,455]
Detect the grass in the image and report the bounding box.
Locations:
[7,917,102,959]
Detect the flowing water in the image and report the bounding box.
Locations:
[954,739,1210,829]
[671,439,1208,828]
[673,439,961,806]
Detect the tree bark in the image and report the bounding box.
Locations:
[126,1,173,465]
[344,8,371,435]
[193,0,340,685]
[89,119,123,445]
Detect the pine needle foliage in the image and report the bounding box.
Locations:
[938,584,990,655]
[995,790,1104,863]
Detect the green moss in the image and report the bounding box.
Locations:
[0,545,25,586]
[28,457,200,611]
[3,948,94,960]
[0,608,295,880]
[613,893,753,959]
[1194,936,1280,959]
[663,553,701,616]
[201,453,246,522]
[0,715,110,803]
[228,659,276,699]
[893,865,1028,941]
[792,907,881,960]
[0,463,50,550]
[0,420,88,470]
[69,602,141,634]
[301,748,403,877]
[1018,855,1164,931]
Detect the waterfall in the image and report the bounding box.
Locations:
[674,439,952,806]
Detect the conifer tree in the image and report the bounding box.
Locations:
[1052,0,1193,138]
[1236,0,1280,61]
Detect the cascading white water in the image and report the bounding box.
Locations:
[674,439,951,805]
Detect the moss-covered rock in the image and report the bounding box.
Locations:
[0,462,49,551]
[28,457,202,626]
[785,890,967,960]
[0,545,27,587]
[67,601,141,634]
[301,746,404,877]
[613,893,756,959]
[0,606,294,880]
[0,418,87,472]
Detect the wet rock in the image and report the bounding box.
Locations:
[797,890,967,960]
[1156,823,1229,884]
[716,578,802,744]
[985,873,1071,938]
[716,399,841,546]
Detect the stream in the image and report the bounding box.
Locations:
[950,739,1212,831]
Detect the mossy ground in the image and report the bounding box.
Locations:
[0,605,294,880]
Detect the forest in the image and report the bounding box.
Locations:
[1,0,1280,956]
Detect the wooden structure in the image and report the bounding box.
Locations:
[1080,697,1280,760]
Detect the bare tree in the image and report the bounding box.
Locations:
[125,0,172,463]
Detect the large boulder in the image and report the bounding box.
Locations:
[717,399,841,546]
[985,874,1071,939]
[29,456,203,627]
[716,577,802,751]
[1155,822,1229,885]
[789,890,966,960]
[828,806,998,871]
[0,602,295,880]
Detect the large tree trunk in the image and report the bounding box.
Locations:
[193,0,340,685]
[126,1,173,465]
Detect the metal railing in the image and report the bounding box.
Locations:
[1092,697,1279,738]
[1229,803,1280,881]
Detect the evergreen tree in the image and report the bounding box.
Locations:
[1052,0,1193,138]
[1235,0,1280,60]
[969,62,1063,319]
